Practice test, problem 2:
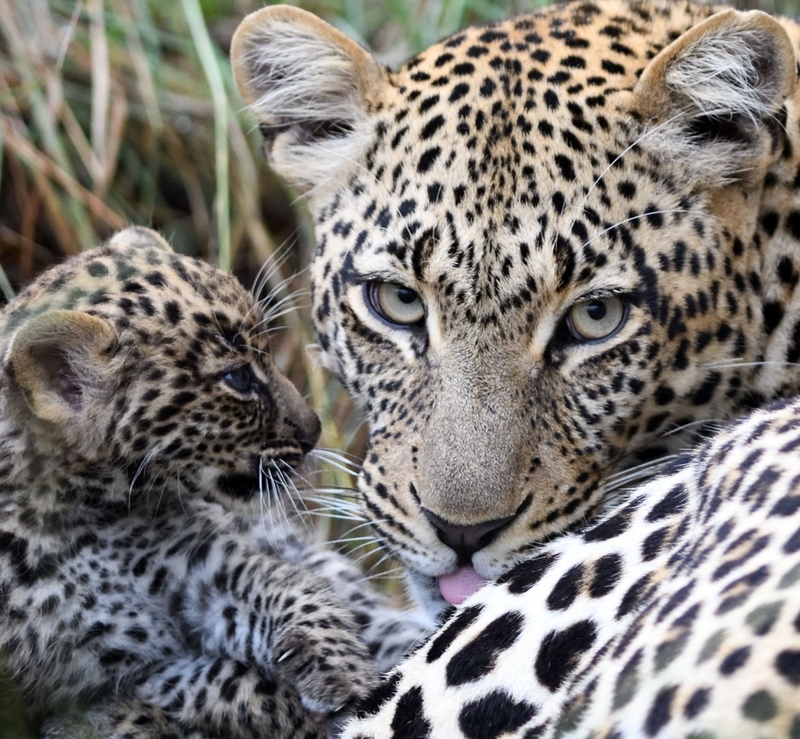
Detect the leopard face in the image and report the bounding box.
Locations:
[233,1,800,615]
[1,226,320,509]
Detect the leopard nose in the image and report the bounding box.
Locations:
[422,509,515,564]
[294,413,322,454]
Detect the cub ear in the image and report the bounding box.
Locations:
[108,226,173,253]
[633,9,796,187]
[231,5,388,192]
[5,310,117,426]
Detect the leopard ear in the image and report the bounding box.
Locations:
[633,9,796,186]
[108,226,173,253]
[5,310,117,426]
[231,5,388,192]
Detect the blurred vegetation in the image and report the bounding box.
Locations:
[2,0,800,734]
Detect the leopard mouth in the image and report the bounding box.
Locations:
[217,473,260,500]
[261,440,306,468]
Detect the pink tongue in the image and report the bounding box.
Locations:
[439,565,487,605]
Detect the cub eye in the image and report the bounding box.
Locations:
[223,366,254,393]
[365,282,425,327]
[567,297,627,342]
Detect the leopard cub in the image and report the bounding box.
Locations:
[0,228,405,739]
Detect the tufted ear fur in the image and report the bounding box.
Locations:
[231,5,389,192]
[5,310,117,427]
[633,9,796,187]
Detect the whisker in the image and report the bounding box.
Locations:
[660,418,726,438]
[276,462,313,533]
[252,236,300,303]
[568,110,692,228]
[320,533,378,546]
[175,471,187,515]
[296,484,360,496]
[261,457,282,532]
[603,457,678,493]
[581,209,709,249]
[364,551,402,577]
[360,568,405,583]
[605,455,678,481]
[153,479,168,518]
[300,511,367,523]
[129,444,162,509]
[255,303,310,326]
[301,497,363,514]
[334,537,385,555]
[702,359,800,371]
[312,447,364,465]
[255,289,310,324]
[309,451,362,477]
[352,546,394,570]
[603,456,681,496]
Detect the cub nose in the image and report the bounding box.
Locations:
[293,412,321,454]
[422,509,514,564]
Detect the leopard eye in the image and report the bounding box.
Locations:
[567,297,627,342]
[223,366,254,393]
[366,282,425,327]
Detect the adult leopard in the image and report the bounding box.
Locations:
[338,396,800,738]
[232,0,800,620]
[0,227,425,739]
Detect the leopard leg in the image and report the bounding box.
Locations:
[133,657,323,739]
[41,699,185,739]
[278,547,434,672]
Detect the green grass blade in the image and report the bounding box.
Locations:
[179,0,230,270]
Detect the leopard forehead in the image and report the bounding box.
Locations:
[232,0,800,605]
[1,226,264,348]
[313,11,672,341]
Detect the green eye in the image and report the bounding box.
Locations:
[366,282,425,327]
[567,297,627,341]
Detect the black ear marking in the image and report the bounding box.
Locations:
[686,115,753,147]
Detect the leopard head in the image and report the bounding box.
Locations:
[233,2,799,615]
[1,227,320,511]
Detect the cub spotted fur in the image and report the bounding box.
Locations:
[0,228,423,739]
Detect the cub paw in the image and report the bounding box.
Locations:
[273,607,379,718]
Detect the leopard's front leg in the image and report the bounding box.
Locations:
[133,657,324,739]
[178,538,378,718]
[288,547,434,672]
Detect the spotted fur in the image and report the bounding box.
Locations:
[233,0,800,616]
[0,228,426,739]
[232,2,800,736]
[342,396,800,738]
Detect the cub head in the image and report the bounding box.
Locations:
[1,226,320,508]
[233,2,798,614]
